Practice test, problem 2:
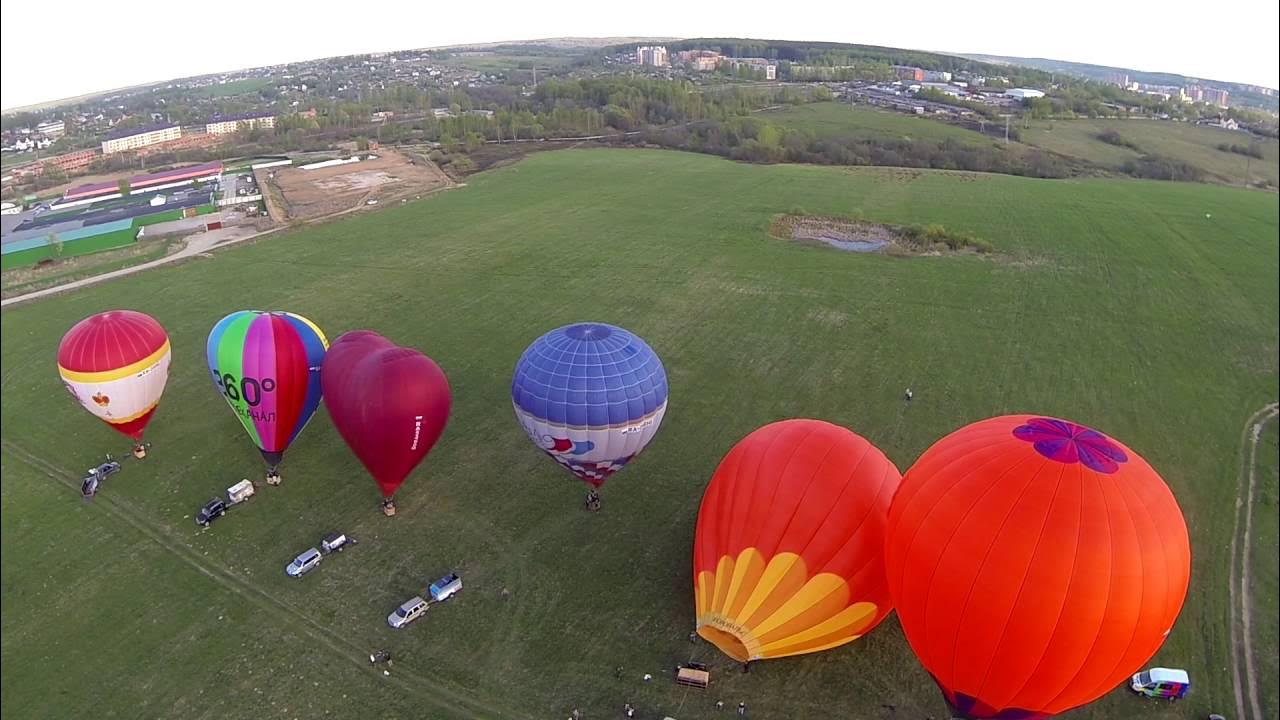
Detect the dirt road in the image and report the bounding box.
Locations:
[1,224,267,307]
[2,181,463,308]
[1228,401,1279,720]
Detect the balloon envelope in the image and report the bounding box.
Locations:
[58,310,171,441]
[322,337,451,498]
[511,323,668,488]
[322,330,395,382]
[206,311,328,468]
[693,419,901,662]
[884,415,1190,719]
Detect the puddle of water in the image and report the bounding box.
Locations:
[813,234,888,253]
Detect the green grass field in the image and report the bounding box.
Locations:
[447,54,575,72]
[1019,118,1280,186]
[762,101,1004,147]
[2,149,1277,720]
[1251,419,1279,720]
[195,78,273,97]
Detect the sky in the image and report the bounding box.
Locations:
[2,0,1277,110]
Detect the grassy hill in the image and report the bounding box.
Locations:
[760,102,1001,146]
[2,149,1277,720]
[1018,118,1280,186]
[766,102,1279,187]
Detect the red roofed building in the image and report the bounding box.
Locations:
[63,161,223,202]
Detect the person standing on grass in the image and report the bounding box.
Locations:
[738,701,747,716]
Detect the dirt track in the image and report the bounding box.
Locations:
[1228,402,1279,720]
[1,225,264,307]
[2,181,462,307]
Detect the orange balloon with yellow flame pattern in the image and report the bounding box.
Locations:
[693,419,901,662]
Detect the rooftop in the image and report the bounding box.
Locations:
[206,111,275,124]
[102,122,179,141]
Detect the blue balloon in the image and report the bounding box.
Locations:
[511,323,669,487]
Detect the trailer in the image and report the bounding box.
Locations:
[226,479,255,504]
[428,573,462,602]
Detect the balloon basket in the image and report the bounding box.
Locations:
[382,500,397,517]
[132,445,147,459]
[266,471,281,486]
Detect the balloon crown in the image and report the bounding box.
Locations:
[563,323,614,340]
[1012,417,1128,474]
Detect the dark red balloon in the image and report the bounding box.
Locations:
[322,334,451,499]
[324,330,395,383]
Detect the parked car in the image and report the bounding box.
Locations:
[196,498,226,527]
[81,459,121,498]
[1130,668,1190,700]
[286,548,322,577]
[387,596,429,629]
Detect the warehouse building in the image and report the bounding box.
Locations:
[1005,88,1046,100]
[63,161,223,202]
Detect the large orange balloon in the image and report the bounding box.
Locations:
[693,419,901,662]
[884,415,1190,719]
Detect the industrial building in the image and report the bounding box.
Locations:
[101,123,181,154]
[205,112,276,135]
[12,148,99,179]
[1005,88,1046,100]
[63,161,223,202]
[35,119,66,138]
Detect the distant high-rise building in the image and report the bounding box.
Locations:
[636,46,669,67]
[891,65,925,82]
[1201,87,1229,107]
[1105,72,1130,87]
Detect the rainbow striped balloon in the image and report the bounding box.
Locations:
[206,311,328,472]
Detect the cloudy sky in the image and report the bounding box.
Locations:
[2,0,1277,110]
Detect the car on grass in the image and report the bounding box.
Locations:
[286,548,323,577]
[81,459,122,498]
[1130,667,1190,699]
[387,596,429,629]
[196,498,226,527]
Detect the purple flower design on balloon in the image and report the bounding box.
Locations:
[1013,417,1128,474]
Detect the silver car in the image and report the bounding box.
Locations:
[387,596,429,629]
[285,548,322,577]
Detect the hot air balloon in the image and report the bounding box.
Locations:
[322,332,451,516]
[883,415,1190,719]
[58,310,171,459]
[693,419,901,664]
[206,311,328,484]
[511,322,667,509]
